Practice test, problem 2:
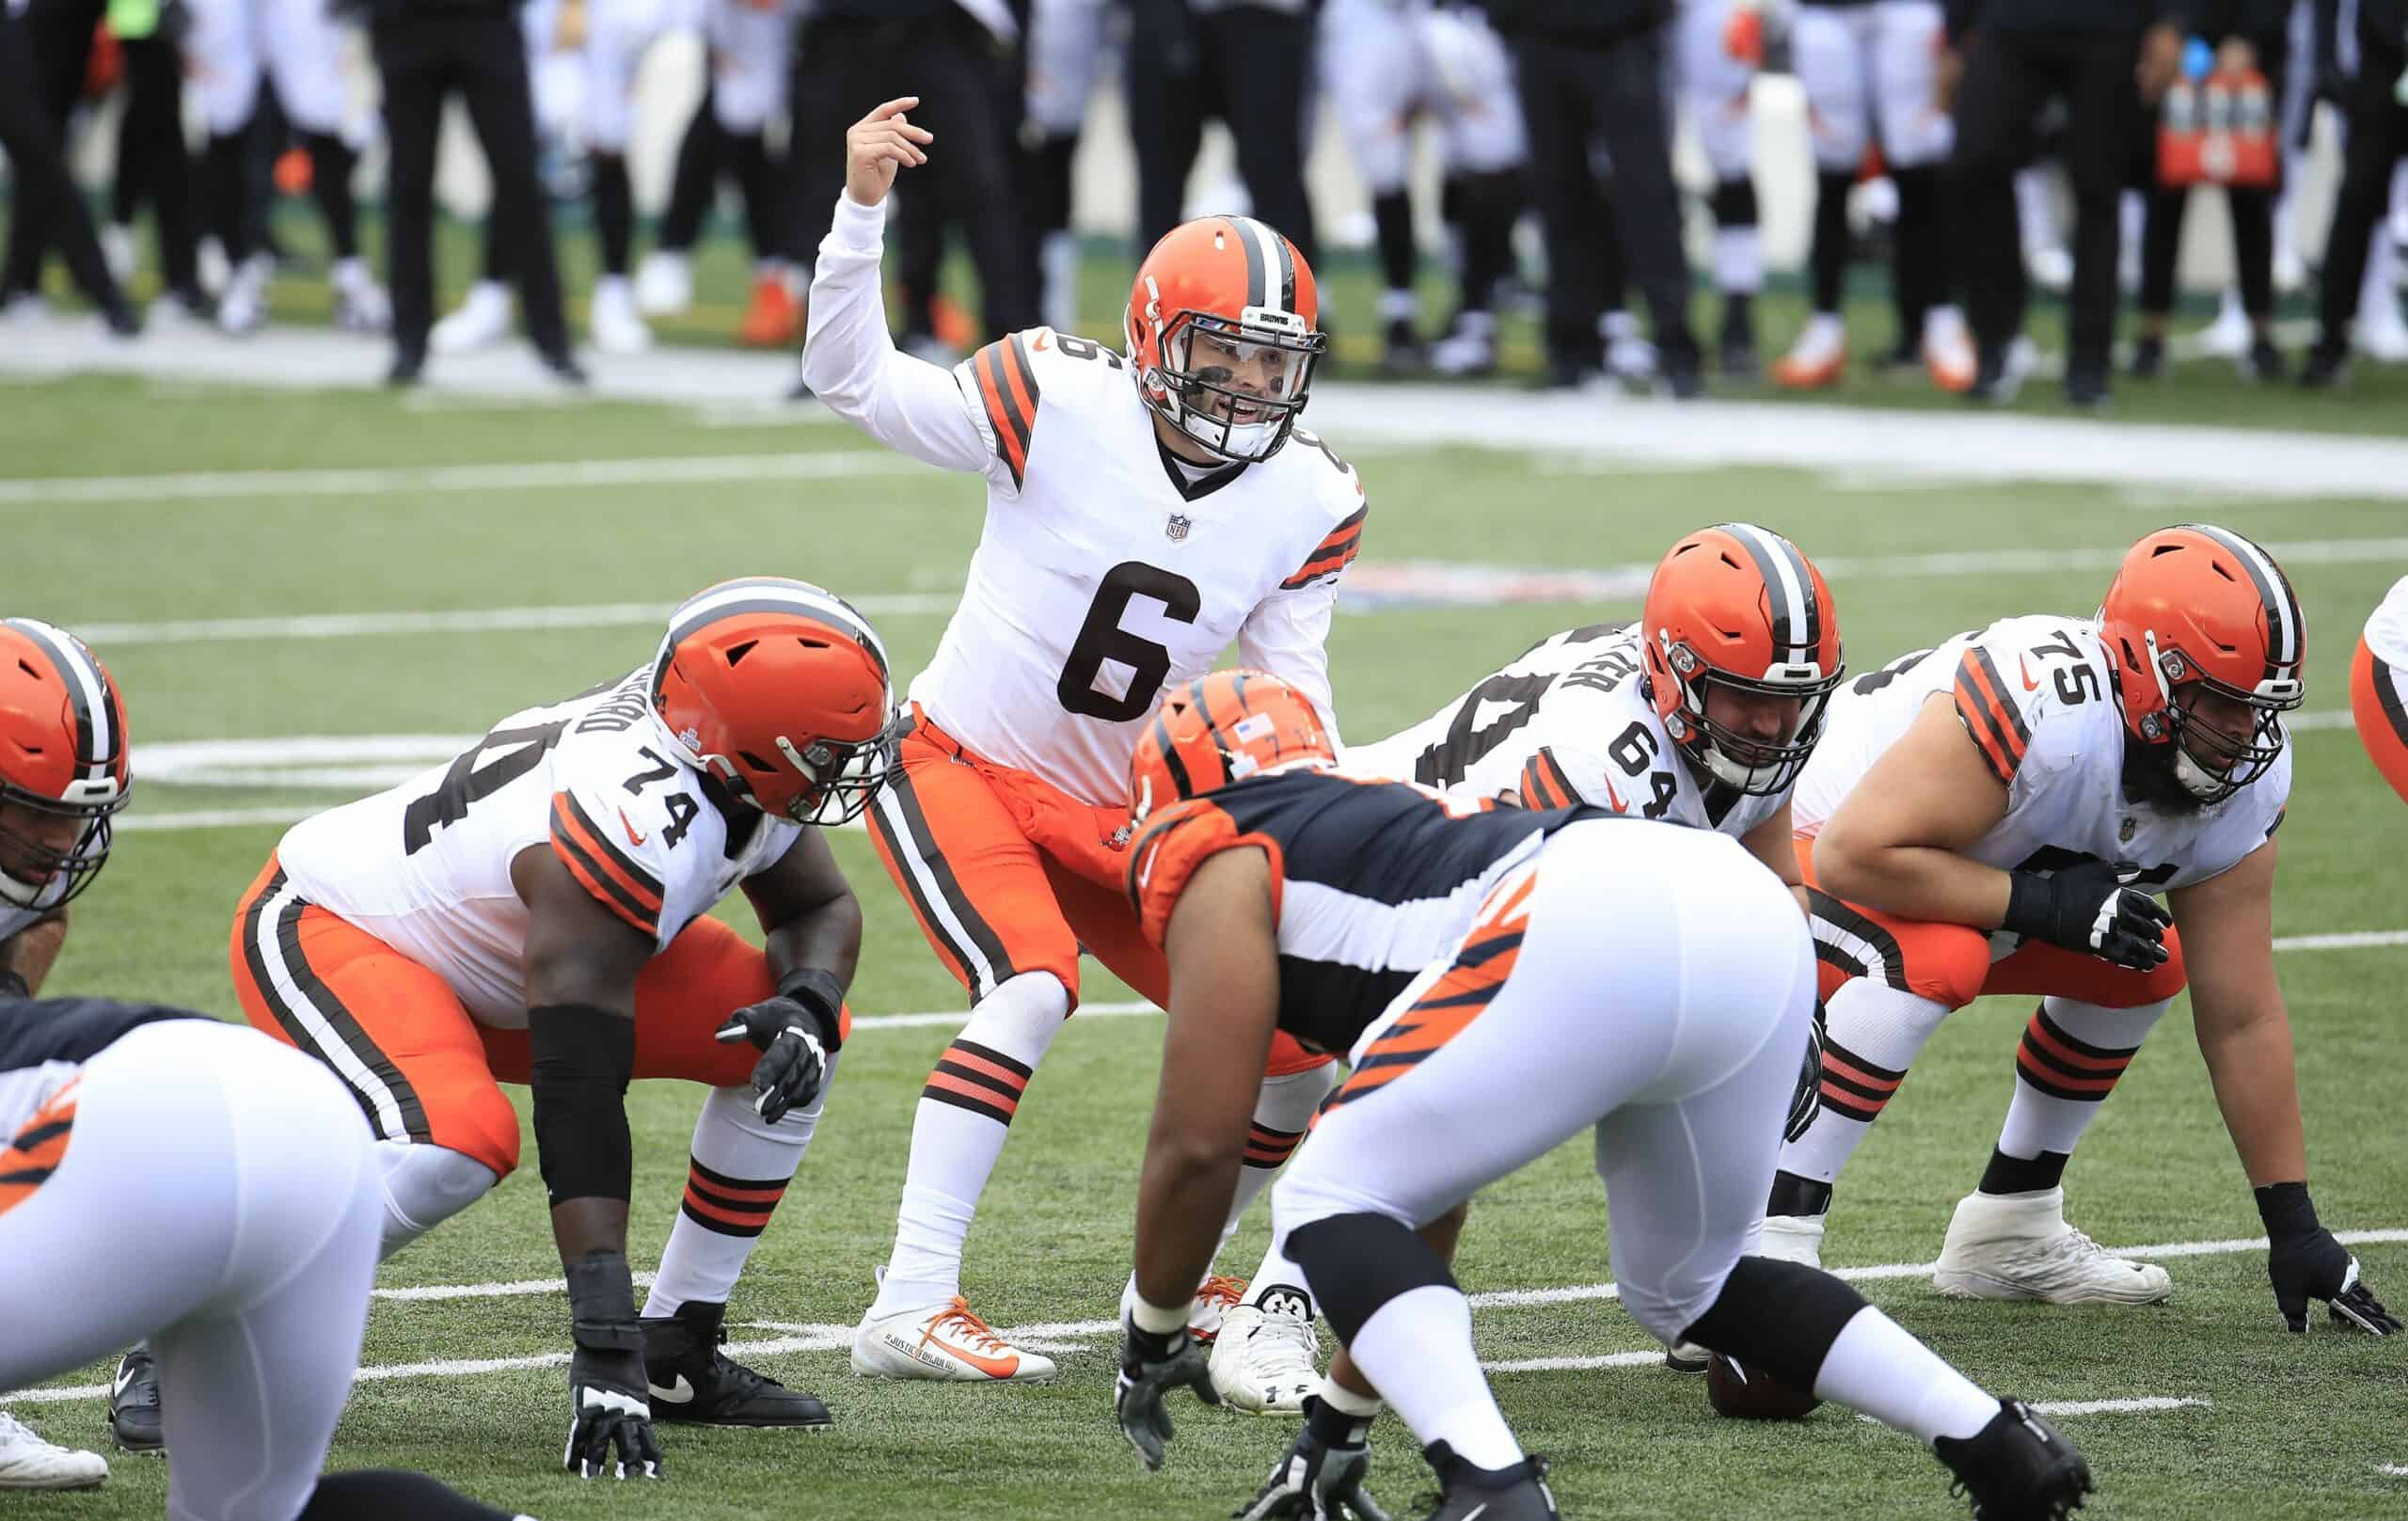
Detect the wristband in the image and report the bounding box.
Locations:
[2255,1180,2321,1244]
[777,966,847,1051]
[2001,870,2052,941]
[1130,1294,1192,1338]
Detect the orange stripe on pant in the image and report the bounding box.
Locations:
[2353,638,2408,807]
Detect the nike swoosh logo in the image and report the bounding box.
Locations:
[619,808,648,847]
[1030,330,1053,351]
[2019,655,2040,691]
[114,1366,139,1398]
[1602,775,1628,814]
[907,1330,1020,1379]
[647,1375,695,1404]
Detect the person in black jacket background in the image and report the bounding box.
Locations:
[2303,0,2406,383]
[0,0,139,330]
[1122,0,1319,268]
[1944,0,2187,405]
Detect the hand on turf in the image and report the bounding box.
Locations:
[715,997,830,1124]
[1116,1320,1219,1471]
[1234,1420,1392,1521]
[2270,1234,2402,1337]
[563,1346,664,1480]
[845,97,933,208]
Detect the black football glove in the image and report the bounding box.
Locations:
[713,969,842,1124]
[562,1251,664,1480]
[1116,1317,1219,1471]
[1235,1401,1392,1521]
[2003,858,2172,974]
[2260,1184,2402,1336]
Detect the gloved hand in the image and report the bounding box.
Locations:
[1234,1400,1392,1520]
[714,969,841,1123]
[2002,858,2172,973]
[1116,1317,1219,1470]
[2260,1183,2401,1336]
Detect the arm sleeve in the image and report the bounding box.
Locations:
[1238,582,1343,751]
[797,193,996,474]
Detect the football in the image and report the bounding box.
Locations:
[1705,1354,1823,1420]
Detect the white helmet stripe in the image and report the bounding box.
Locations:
[1236,217,1288,316]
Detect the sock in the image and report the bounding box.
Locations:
[1710,178,1761,295]
[1212,1064,1333,1302]
[374,1140,499,1258]
[592,152,635,277]
[1813,1307,1999,1444]
[204,131,254,266]
[645,1065,830,1319]
[1456,169,1522,315]
[1354,1287,1520,1468]
[1778,978,1949,1186]
[874,972,1069,1315]
[302,132,359,261]
[299,1470,522,1520]
[723,131,777,263]
[1809,170,1853,315]
[1989,996,2167,1179]
[1370,189,1417,298]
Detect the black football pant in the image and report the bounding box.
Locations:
[2315,28,2408,351]
[1951,26,2146,374]
[1123,0,1317,264]
[372,11,567,362]
[0,0,124,309]
[105,34,203,299]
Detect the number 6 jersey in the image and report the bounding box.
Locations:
[273,669,804,1028]
[801,193,1367,806]
[1345,623,1793,840]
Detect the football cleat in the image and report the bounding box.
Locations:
[1757,1212,1827,1270]
[1188,1274,1246,1344]
[1430,311,1497,378]
[1210,1285,1321,1414]
[1662,1339,1709,1373]
[850,1296,1057,1383]
[1923,308,1977,393]
[1770,314,1846,389]
[1932,1398,2094,1520]
[634,249,693,317]
[1421,1442,1560,1521]
[431,280,512,355]
[737,270,803,348]
[105,1346,164,1455]
[0,1411,105,1490]
[1933,1189,2170,1306]
[589,275,653,355]
[642,1301,831,1429]
[331,257,390,334]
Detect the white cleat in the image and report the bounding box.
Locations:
[331,258,390,334]
[2026,245,2074,293]
[0,1411,106,1490]
[1757,1213,1826,1270]
[1933,1188,2171,1306]
[1208,1285,1320,1415]
[432,280,512,355]
[215,261,267,336]
[849,1296,1057,1383]
[2353,310,2408,364]
[633,249,692,317]
[1663,1339,1709,1373]
[590,275,652,354]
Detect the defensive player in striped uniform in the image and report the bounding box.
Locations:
[1,994,543,1519]
[193,580,896,1475]
[2352,576,2408,807]
[802,98,1369,1384]
[1208,523,1843,1410]
[0,617,129,1484]
[1770,526,2398,1337]
[1111,672,2095,1521]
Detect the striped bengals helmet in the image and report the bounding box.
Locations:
[2098,525,2304,802]
[1124,215,1327,465]
[1640,524,1845,797]
[0,618,131,910]
[650,578,897,826]
[1129,670,1334,827]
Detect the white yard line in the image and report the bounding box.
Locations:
[2377,1463,2408,1477]
[0,451,924,507]
[78,594,958,647]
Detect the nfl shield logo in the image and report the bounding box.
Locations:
[1165,515,1192,542]
[2119,817,2137,844]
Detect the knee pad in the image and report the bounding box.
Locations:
[1679,1256,1868,1392]
[377,1141,500,1257]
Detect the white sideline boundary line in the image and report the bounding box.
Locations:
[0,451,922,507]
[12,1228,2399,1405]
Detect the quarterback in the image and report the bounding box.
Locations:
[203,579,895,1476]
[1768,526,2397,1338]
[800,98,1368,1382]
[1111,673,2092,1521]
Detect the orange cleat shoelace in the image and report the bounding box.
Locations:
[921,1297,1015,1356]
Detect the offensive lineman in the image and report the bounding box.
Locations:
[182,580,896,1476]
[1111,672,2094,1521]
[1207,523,1844,1412]
[1766,526,2398,1339]
[801,97,1368,1383]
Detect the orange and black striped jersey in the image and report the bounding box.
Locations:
[1795,615,2289,892]
[272,668,804,1029]
[1128,768,1607,1055]
[0,996,202,1140]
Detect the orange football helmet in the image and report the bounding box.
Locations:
[649,578,897,826]
[1123,215,1326,464]
[1128,670,1335,826]
[1640,523,1845,796]
[2098,524,2304,802]
[0,618,131,910]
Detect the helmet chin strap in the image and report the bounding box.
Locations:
[2170,745,2233,801]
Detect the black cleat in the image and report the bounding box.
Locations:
[2298,343,2347,389]
[1380,317,1427,377]
[642,1301,832,1430]
[2128,335,2164,379]
[1966,348,2020,404]
[1933,1398,2093,1521]
[387,349,426,388]
[2242,337,2287,383]
[2062,363,2111,411]
[539,347,589,388]
[1421,1442,1560,1521]
[107,1345,165,1454]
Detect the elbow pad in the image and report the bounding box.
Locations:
[528,1003,636,1207]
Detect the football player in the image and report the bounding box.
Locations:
[133,579,896,1476]
[1768,0,1975,392]
[801,98,1369,1383]
[1209,522,1843,1411]
[2351,576,2408,807]
[1112,672,2093,1521]
[1,992,541,1519]
[1672,0,1767,376]
[0,617,129,1487]
[575,0,708,352]
[1766,526,2400,1338]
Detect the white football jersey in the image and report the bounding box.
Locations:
[1794,614,2289,892]
[276,669,804,1028]
[2365,576,2408,670]
[802,193,1365,807]
[1345,624,1791,839]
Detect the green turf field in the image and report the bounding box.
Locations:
[2,371,2405,1519]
